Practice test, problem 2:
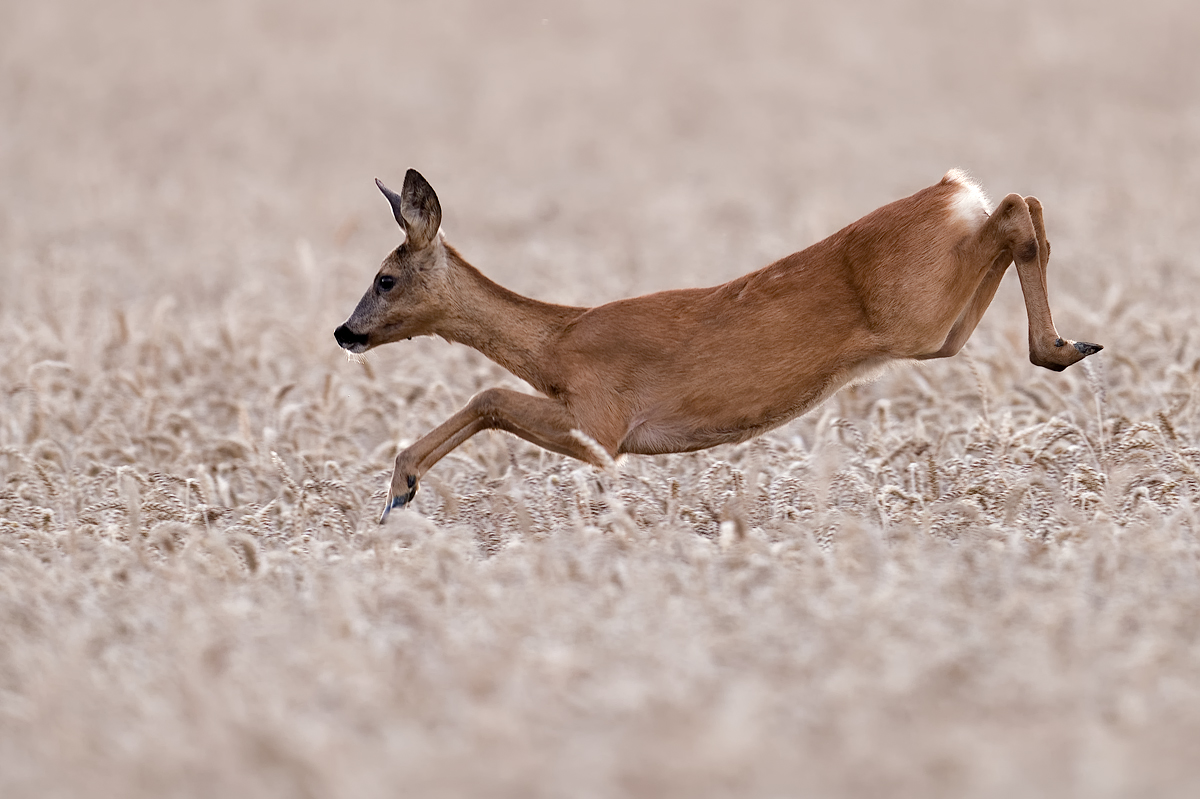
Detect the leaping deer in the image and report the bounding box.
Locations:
[335,169,1101,522]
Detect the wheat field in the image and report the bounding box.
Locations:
[3,1,1200,796]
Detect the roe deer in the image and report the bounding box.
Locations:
[335,169,1101,522]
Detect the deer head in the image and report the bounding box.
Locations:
[334,169,449,353]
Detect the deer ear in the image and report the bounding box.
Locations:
[398,169,442,249]
[376,178,407,232]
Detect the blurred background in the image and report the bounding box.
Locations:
[3,0,1196,320]
[3,1,1200,796]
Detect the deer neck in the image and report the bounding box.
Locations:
[436,249,585,394]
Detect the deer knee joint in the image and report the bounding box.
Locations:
[468,388,506,420]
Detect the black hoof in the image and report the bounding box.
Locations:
[378,494,408,524]
[378,476,419,524]
[1073,341,1103,356]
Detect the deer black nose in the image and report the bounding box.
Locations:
[334,324,369,349]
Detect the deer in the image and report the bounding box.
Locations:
[335,168,1102,523]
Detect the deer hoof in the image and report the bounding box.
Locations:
[1031,338,1103,371]
[379,475,419,524]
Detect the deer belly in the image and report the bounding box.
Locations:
[617,354,894,455]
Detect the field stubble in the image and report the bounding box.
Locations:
[3,0,1200,796]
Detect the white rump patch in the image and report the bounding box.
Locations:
[943,168,991,225]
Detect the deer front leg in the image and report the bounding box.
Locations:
[380,388,614,522]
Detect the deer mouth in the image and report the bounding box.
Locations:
[334,324,370,353]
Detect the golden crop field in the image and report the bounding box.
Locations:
[3,1,1199,796]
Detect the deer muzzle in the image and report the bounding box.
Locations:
[334,324,370,352]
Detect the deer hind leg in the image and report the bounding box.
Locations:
[917,249,1012,360]
[987,193,1102,371]
[380,388,612,522]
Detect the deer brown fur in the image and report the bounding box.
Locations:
[335,169,1101,521]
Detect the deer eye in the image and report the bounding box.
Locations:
[376,275,396,292]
